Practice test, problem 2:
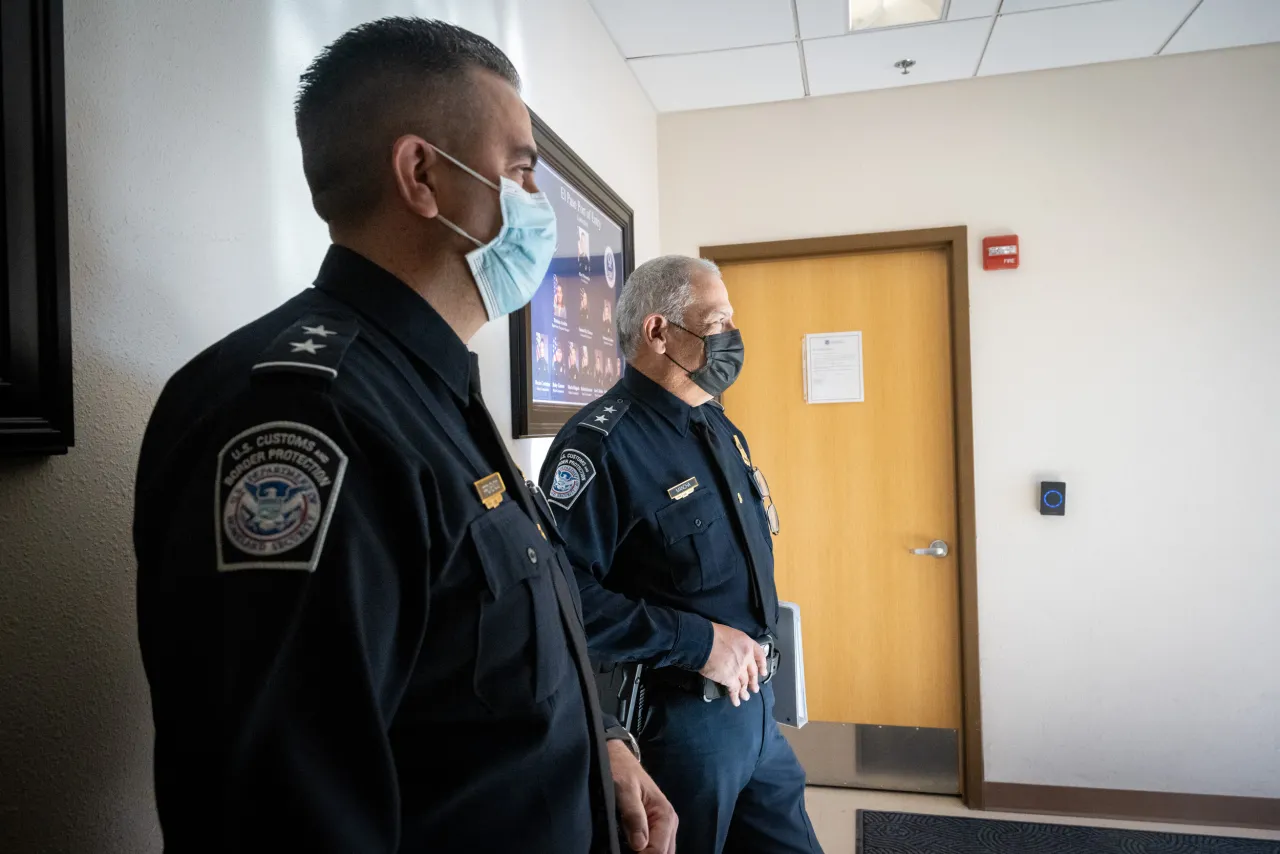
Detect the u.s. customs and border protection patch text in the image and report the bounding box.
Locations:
[216,421,348,571]
[547,448,596,510]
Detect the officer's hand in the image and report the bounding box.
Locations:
[609,739,678,854]
[700,623,767,707]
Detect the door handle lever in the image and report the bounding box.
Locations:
[909,540,949,558]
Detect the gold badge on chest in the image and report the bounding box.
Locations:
[667,476,699,501]
[474,472,506,509]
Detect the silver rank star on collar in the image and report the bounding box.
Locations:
[302,324,338,337]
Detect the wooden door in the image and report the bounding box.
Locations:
[721,249,961,731]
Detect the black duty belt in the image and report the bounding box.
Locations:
[651,633,780,703]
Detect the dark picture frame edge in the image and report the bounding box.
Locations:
[0,0,73,455]
[509,110,635,439]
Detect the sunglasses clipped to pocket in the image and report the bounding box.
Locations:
[750,465,780,536]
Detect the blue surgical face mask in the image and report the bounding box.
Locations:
[432,147,558,321]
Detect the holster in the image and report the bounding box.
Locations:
[649,632,781,703]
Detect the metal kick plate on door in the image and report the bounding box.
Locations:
[782,721,959,794]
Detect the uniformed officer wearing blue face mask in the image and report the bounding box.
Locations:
[134,17,674,854]
[541,256,823,854]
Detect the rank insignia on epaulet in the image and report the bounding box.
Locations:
[252,315,358,382]
[578,397,630,436]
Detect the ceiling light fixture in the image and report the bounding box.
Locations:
[848,0,886,30]
[849,0,945,32]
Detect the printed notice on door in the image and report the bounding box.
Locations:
[803,332,863,404]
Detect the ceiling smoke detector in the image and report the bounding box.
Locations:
[849,0,945,32]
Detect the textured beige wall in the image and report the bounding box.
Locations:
[0,1,659,851]
[658,45,1280,799]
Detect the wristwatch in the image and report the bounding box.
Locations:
[604,725,641,761]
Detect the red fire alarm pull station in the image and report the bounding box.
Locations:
[983,234,1019,270]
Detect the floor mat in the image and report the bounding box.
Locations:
[857,810,1280,853]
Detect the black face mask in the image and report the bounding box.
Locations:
[664,322,745,396]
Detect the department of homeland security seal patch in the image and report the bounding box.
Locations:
[216,421,347,571]
[547,448,596,510]
[225,463,319,553]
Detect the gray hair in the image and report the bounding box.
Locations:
[616,255,720,360]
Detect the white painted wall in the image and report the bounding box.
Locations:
[0,1,656,851]
[658,46,1280,799]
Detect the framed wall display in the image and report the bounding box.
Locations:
[0,0,73,455]
[509,111,634,438]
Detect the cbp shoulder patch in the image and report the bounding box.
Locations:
[216,421,348,572]
[252,314,358,383]
[547,448,597,510]
[578,397,630,437]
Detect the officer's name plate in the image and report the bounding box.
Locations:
[667,476,698,501]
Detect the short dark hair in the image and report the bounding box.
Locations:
[295,18,520,225]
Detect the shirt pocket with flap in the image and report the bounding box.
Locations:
[655,487,737,595]
[469,501,569,714]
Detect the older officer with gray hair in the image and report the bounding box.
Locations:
[540,255,823,853]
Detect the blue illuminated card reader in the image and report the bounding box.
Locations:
[1040,482,1066,516]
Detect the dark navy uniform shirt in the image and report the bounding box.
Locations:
[538,369,779,671]
[134,247,618,853]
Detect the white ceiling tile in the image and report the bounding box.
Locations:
[979,0,1198,77]
[629,44,806,112]
[998,0,1107,12]
[804,17,992,96]
[1163,0,1280,55]
[795,0,848,39]
[947,0,1002,20]
[590,0,795,58]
